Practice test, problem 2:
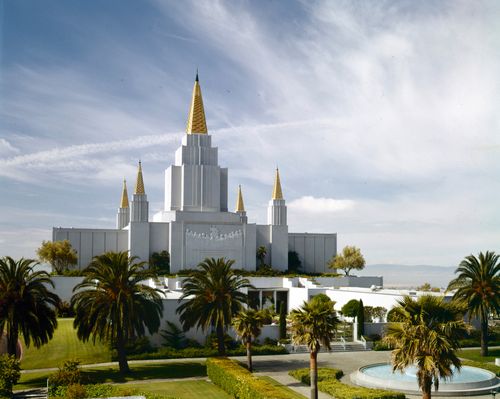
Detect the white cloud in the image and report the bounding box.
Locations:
[289,196,355,213]
[0,138,20,156]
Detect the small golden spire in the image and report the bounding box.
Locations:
[135,161,145,194]
[120,179,129,208]
[235,185,245,212]
[272,168,284,200]
[186,71,208,134]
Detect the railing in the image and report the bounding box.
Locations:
[360,335,367,349]
[340,335,346,351]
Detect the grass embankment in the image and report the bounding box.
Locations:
[16,361,206,390]
[21,318,111,369]
[458,348,500,363]
[123,380,231,398]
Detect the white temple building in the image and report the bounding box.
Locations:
[53,74,337,273]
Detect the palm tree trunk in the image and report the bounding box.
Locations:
[7,325,18,357]
[116,333,130,374]
[422,375,432,399]
[480,314,488,357]
[246,339,253,372]
[309,350,318,399]
[216,324,226,356]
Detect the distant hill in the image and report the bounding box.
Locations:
[356,264,457,289]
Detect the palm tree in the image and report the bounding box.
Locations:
[384,295,468,399]
[447,251,500,357]
[289,296,339,399]
[0,257,60,356]
[71,251,163,373]
[232,309,264,371]
[177,257,253,356]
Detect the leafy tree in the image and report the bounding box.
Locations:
[160,321,186,349]
[279,302,287,340]
[289,297,339,399]
[232,309,264,372]
[328,245,365,276]
[447,251,500,357]
[256,246,267,267]
[288,251,302,272]
[149,250,170,275]
[357,299,365,339]
[37,240,78,274]
[363,306,387,322]
[0,257,60,356]
[340,299,360,318]
[71,251,163,373]
[0,354,21,398]
[417,282,432,291]
[176,257,253,356]
[384,295,468,399]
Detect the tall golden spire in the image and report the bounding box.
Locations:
[272,168,284,200]
[134,161,145,194]
[120,179,129,208]
[186,71,208,134]
[235,185,245,212]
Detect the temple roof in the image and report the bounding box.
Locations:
[120,179,129,208]
[186,72,208,134]
[135,161,145,194]
[235,185,245,212]
[272,168,284,200]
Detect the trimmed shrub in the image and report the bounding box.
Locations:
[48,359,83,395]
[289,367,405,399]
[0,355,21,399]
[289,367,343,384]
[127,343,287,361]
[207,357,294,399]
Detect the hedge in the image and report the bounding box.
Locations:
[206,357,295,399]
[288,367,405,399]
[127,344,287,361]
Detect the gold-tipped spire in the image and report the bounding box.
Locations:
[235,185,245,212]
[272,168,284,200]
[186,71,208,134]
[120,179,129,208]
[135,161,145,194]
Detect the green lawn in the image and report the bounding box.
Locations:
[16,361,207,390]
[459,348,500,363]
[21,318,111,369]
[123,380,231,399]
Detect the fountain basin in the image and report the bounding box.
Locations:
[351,363,500,396]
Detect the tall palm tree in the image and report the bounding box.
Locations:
[384,295,468,399]
[289,296,339,399]
[0,257,60,356]
[232,308,264,371]
[177,257,253,356]
[71,251,163,373]
[447,251,500,357]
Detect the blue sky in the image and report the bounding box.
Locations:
[1,0,499,266]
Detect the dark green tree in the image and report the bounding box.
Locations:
[447,251,500,357]
[340,299,359,318]
[279,302,287,340]
[149,250,170,274]
[232,309,264,372]
[0,257,60,356]
[71,251,163,373]
[177,258,253,356]
[357,299,365,339]
[160,321,186,349]
[288,251,302,272]
[256,246,267,267]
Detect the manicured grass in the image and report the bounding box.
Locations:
[123,380,231,399]
[16,361,207,391]
[21,318,111,369]
[258,376,306,399]
[459,348,500,363]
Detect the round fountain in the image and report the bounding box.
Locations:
[351,363,500,396]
